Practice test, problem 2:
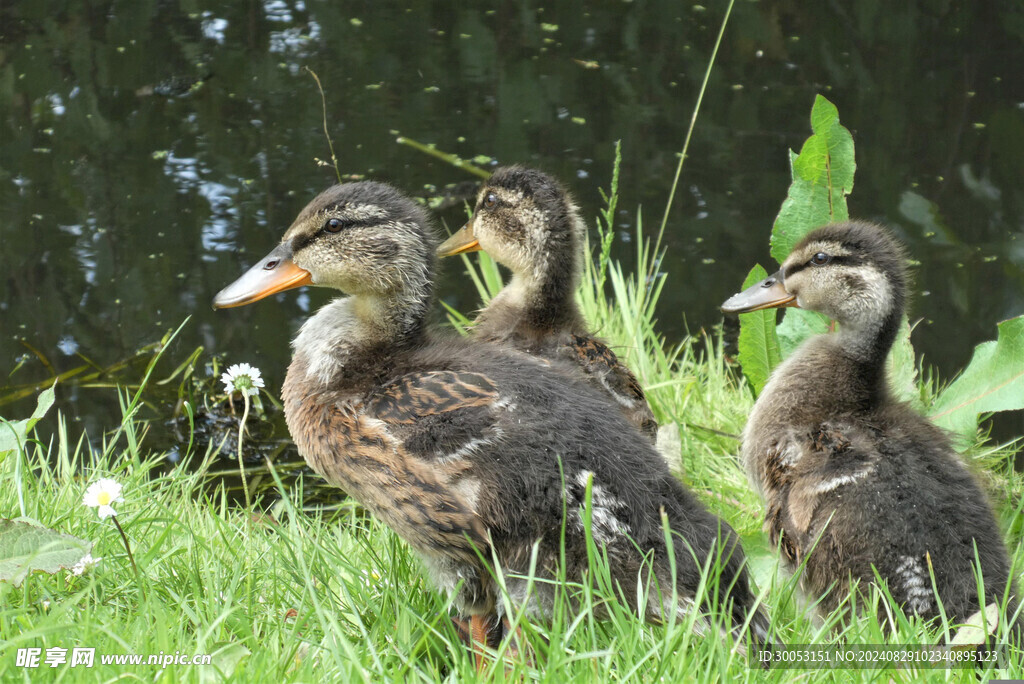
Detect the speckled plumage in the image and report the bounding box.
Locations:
[729,221,1016,628]
[219,180,771,651]
[446,166,658,439]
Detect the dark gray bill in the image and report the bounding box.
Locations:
[721,270,798,313]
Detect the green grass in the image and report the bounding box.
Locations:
[3,191,1024,682]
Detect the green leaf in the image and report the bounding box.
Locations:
[776,308,831,359]
[885,318,921,407]
[0,518,93,587]
[736,264,783,395]
[0,384,56,464]
[929,315,1024,438]
[770,95,856,264]
[756,95,857,364]
[454,250,504,307]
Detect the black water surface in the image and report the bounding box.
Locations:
[2,1,1023,443]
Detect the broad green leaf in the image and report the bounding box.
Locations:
[770,95,856,264]
[757,95,857,364]
[0,385,56,464]
[885,318,921,407]
[929,315,1024,438]
[776,308,831,359]
[0,518,92,587]
[736,264,783,395]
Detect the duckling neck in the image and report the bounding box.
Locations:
[768,306,901,416]
[290,289,428,388]
[501,268,585,333]
[834,305,902,384]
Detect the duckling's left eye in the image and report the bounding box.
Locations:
[811,252,831,266]
[324,218,345,233]
[483,193,497,209]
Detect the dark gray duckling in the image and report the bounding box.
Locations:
[722,221,1016,631]
[438,166,658,440]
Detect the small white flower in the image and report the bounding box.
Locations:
[221,362,265,397]
[83,478,124,519]
[71,553,102,576]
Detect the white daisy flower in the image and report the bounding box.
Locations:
[82,478,124,519]
[221,362,265,397]
[71,553,102,576]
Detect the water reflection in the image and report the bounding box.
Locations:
[1,1,1022,441]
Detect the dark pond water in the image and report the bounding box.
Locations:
[2,1,1023,445]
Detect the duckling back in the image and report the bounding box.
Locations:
[313,332,770,644]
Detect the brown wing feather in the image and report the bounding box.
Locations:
[284,369,500,562]
[760,423,880,565]
[369,370,499,422]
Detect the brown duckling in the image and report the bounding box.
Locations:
[722,221,1016,630]
[214,181,771,660]
[437,166,658,439]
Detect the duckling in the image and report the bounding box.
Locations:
[722,221,1015,628]
[437,166,658,439]
[214,181,771,660]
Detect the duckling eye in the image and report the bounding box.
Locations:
[810,252,831,266]
[483,193,497,210]
[324,217,345,233]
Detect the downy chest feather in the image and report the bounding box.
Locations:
[742,338,869,490]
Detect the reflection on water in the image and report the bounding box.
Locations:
[2,1,1022,441]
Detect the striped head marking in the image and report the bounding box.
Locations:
[779,222,908,328]
[468,166,584,281]
[281,181,434,297]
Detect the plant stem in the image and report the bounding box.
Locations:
[15,438,26,517]
[111,516,138,577]
[654,0,735,267]
[304,67,342,183]
[238,393,252,508]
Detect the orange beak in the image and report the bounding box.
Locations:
[436,222,481,257]
[212,241,313,309]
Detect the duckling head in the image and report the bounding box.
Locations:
[214,183,438,350]
[437,165,585,290]
[213,181,435,336]
[723,221,908,354]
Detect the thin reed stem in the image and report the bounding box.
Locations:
[653,0,735,273]
[305,67,342,183]
[111,516,138,578]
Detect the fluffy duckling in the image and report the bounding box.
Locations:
[437,166,658,439]
[214,181,771,659]
[722,221,1015,628]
